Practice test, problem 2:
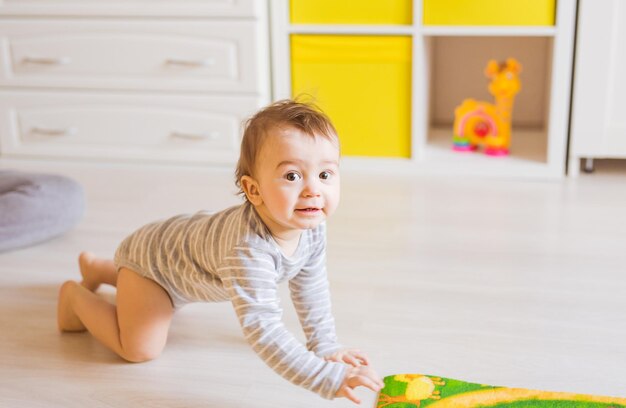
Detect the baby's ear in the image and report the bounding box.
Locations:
[240,175,263,206]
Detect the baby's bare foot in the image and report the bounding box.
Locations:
[57,281,86,332]
[79,251,100,291]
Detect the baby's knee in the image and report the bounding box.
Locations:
[120,342,163,363]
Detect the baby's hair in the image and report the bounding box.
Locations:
[235,98,339,198]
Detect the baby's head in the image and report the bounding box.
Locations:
[236,99,340,196]
[236,99,341,234]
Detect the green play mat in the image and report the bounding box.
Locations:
[376,374,626,407]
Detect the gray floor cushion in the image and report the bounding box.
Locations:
[0,170,84,252]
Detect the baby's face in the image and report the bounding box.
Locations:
[253,126,340,235]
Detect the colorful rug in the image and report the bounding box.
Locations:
[376,374,626,407]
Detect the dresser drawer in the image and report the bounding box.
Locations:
[0,0,262,18]
[0,91,263,164]
[0,19,267,93]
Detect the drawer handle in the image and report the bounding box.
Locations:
[31,127,76,137]
[170,131,219,141]
[23,57,71,65]
[165,58,216,68]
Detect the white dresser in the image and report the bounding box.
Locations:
[0,0,270,165]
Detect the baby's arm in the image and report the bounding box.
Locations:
[290,273,383,404]
[219,245,347,399]
[288,226,342,357]
[289,228,384,403]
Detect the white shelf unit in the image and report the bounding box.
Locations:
[269,0,577,179]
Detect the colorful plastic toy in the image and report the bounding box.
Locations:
[453,58,522,156]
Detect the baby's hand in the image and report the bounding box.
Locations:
[324,348,370,367]
[335,365,385,405]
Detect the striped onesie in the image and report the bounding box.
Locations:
[113,201,347,399]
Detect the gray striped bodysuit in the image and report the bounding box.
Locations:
[113,201,346,399]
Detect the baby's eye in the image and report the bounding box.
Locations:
[285,172,301,182]
[319,171,332,180]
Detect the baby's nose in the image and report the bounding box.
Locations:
[302,188,320,197]
[302,179,321,197]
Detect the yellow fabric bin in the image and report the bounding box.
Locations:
[291,35,412,158]
[423,0,556,26]
[290,0,412,25]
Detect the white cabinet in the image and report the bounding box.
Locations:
[569,0,626,176]
[0,2,270,165]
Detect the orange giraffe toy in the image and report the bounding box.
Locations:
[452,58,522,156]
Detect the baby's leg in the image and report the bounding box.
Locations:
[79,251,118,291]
[58,268,174,362]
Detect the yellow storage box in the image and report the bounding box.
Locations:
[290,0,412,25]
[423,0,556,26]
[291,35,412,158]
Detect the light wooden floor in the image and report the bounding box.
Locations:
[1,159,626,407]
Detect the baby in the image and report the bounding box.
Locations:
[57,99,383,403]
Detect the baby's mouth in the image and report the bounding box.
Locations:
[296,207,321,213]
